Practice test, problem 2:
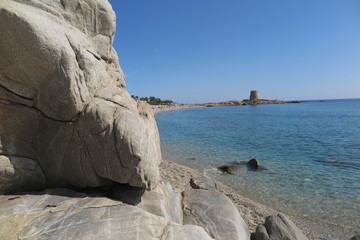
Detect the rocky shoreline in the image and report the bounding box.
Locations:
[159,159,352,240]
[0,0,355,239]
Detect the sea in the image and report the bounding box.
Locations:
[156,99,360,236]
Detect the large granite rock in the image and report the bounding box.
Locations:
[0,0,161,193]
[139,180,183,224]
[182,189,250,240]
[254,213,308,240]
[0,188,213,240]
[190,176,217,191]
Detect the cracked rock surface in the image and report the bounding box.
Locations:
[0,0,161,193]
[0,180,252,240]
[0,188,214,240]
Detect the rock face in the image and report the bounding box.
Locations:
[0,188,213,240]
[0,0,161,193]
[254,213,308,240]
[183,189,251,240]
[0,180,253,240]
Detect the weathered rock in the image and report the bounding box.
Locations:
[0,188,213,240]
[350,235,360,240]
[0,155,45,193]
[255,224,271,240]
[190,176,217,190]
[247,158,261,169]
[254,213,308,240]
[182,189,250,240]
[0,0,161,193]
[111,183,145,205]
[139,180,183,224]
[218,164,244,174]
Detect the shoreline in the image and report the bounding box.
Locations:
[159,159,345,240]
[150,104,204,116]
[155,107,350,240]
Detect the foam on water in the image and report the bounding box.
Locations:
[156,99,360,235]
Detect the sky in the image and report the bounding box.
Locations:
[109,0,360,103]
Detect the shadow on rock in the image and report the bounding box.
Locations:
[110,183,146,205]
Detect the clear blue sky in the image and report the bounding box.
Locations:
[109,0,360,103]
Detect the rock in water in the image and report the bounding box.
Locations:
[218,164,244,174]
[247,158,261,169]
[0,0,161,193]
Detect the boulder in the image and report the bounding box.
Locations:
[254,213,308,240]
[182,189,250,240]
[190,176,217,191]
[0,188,213,240]
[247,158,261,169]
[0,0,161,193]
[218,164,244,174]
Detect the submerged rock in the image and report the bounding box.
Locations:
[254,213,308,240]
[0,0,161,193]
[218,164,245,174]
[218,158,264,174]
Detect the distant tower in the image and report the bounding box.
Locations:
[250,90,259,101]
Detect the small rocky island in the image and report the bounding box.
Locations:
[202,90,303,107]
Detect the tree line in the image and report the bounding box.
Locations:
[131,95,174,105]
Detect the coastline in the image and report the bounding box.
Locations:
[151,104,204,116]
[160,159,344,240]
[155,107,349,240]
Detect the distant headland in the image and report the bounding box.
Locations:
[148,90,304,115]
[195,90,303,107]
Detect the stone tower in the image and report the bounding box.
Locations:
[250,90,259,101]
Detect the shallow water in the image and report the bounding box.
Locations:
[156,99,360,235]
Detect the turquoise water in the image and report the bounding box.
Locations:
[156,99,360,235]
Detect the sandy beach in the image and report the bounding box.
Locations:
[151,104,204,116]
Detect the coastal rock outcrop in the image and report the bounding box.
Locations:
[0,0,161,193]
[0,180,254,240]
[0,188,214,240]
[183,189,251,240]
[254,213,308,240]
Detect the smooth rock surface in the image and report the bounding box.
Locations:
[190,176,217,190]
[0,188,213,240]
[254,213,309,240]
[182,189,251,240]
[0,0,161,193]
[139,180,183,224]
